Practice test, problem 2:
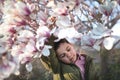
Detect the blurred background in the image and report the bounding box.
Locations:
[4,59,53,80]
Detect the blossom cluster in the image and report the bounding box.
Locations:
[0,0,120,79]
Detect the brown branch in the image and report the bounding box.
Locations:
[111,39,120,50]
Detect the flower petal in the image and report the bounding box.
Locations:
[25,63,32,72]
[42,45,52,56]
[103,37,115,50]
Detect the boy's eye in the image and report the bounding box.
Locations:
[67,48,70,52]
[59,53,65,58]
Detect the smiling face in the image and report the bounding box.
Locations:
[56,42,77,64]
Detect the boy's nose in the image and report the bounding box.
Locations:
[66,52,72,58]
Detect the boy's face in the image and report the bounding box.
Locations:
[56,42,77,64]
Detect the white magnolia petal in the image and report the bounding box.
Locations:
[17,30,34,38]
[56,16,71,28]
[53,3,67,15]
[11,45,21,56]
[2,61,16,78]
[81,34,96,47]
[103,37,115,50]
[42,48,50,56]
[38,11,48,22]
[92,24,106,36]
[46,0,56,7]
[65,1,76,10]
[42,45,52,56]
[50,27,57,35]
[25,40,36,52]
[15,1,30,16]
[66,38,77,44]
[90,23,111,39]
[98,0,116,15]
[92,26,102,35]
[36,37,46,51]
[25,63,32,72]
[57,27,80,39]
[36,26,50,37]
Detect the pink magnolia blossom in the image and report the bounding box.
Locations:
[36,26,50,38]
[49,1,68,16]
[36,37,46,51]
[37,11,48,23]
[99,0,117,16]
[15,1,31,16]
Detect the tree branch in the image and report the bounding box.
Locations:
[105,14,120,29]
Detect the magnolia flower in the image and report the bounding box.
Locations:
[81,24,112,51]
[2,3,26,26]
[36,26,50,38]
[87,22,120,50]
[88,25,111,50]
[0,24,12,37]
[15,1,31,16]
[3,1,30,26]
[10,16,26,26]
[47,1,67,15]
[56,27,82,41]
[99,0,117,16]
[0,55,19,80]
[103,37,115,50]
[37,11,48,23]
[21,56,32,64]
[36,37,46,51]
[81,34,102,51]
[103,22,120,50]
[0,62,16,77]
[2,11,24,26]
[19,47,33,64]
[17,30,34,39]
[11,43,33,64]
[46,0,56,8]
[56,16,71,28]
[81,34,96,47]
[2,1,15,15]
[90,24,112,39]
[25,39,36,53]
[11,45,22,57]
[41,45,52,56]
